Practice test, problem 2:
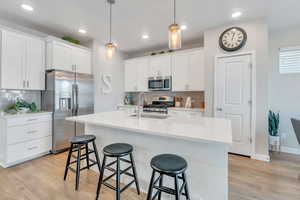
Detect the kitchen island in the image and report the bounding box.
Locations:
[67,111,232,200]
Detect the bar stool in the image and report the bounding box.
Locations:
[146,154,191,200]
[63,135,101,190]
[95,143,140,200]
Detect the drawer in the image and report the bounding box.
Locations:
[7,121,52,145]
[7,114,52,127]
[6,136,52,164]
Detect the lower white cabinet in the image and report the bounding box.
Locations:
[0,112,52,168]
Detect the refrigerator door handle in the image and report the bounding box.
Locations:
[72,84,76,116]
[75,84,79,115]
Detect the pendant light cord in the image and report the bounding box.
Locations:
[109,2,112,43]
[173,0,176,24]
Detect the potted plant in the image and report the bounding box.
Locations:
[268,110,280,150]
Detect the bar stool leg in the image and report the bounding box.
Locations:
[158,173,163,200]
[75,144,82,191]
[146,170,156,200]
[129,153,140,195]
[116,157,121,200]
[64,144,73,180]
[85,144,90,169]
[174,175,181,200]
[182,172,190,200]
[96,155,107,199]
[92,141,102,171]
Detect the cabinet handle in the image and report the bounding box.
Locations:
[27,130,38,134]
[28,146,38,151]
[216,107,223,112]
[23,80,26,88]
[27,81,29,88]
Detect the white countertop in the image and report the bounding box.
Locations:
[67,111,232,145]
[0,111,52,119]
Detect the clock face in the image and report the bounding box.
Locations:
[219,27,247,52]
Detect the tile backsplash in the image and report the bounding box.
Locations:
[125,91,205,109]
[0,90,41,111]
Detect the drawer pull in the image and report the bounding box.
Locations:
[28,146,38,150]
[27,119,38,122]
[27,130,38,134]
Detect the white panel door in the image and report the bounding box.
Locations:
[124,61,138,92]
[188,50,205,91]
[172,53,189,91]
[1,31,26,89]
[72,47,92,74]
[215,55,252,156]
[26,37,45,90]
[52,42,73,71]
[136,58,149,92]
[149,55,171,77]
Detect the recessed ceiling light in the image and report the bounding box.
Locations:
[78,29,87,34]
[142,34,149,39]
[232,11,242,18]
[181,25,187,30]
[21,4,34,12]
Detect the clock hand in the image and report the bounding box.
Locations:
[231,33,236,41]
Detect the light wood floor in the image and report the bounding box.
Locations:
[0,152,300,200]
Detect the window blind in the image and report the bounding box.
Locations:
[279,46,300,74]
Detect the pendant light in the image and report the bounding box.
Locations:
[168,0,181,50]
[105,0,117,59]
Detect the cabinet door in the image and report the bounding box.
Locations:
[172,53,189,91]
[72,47,92,74]
[52,42,73,71]
[149,55,171,77]
[124,61,138,92]
[137,58,149,92]
[26,37,45,90]
[188,50,205,91]
[1,31,26,89]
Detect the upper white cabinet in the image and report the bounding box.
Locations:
[172,49,205,91]
[149,54,171,77]
[125,57,149,92]
[0,30,45,90]
[46,37,92,74]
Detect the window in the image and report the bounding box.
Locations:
[279,46,300,74]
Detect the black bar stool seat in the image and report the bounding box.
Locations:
[64,134,101,191]
[147,154,191,200]
[96,143,140,200]
[69,135,96,144]
[103,143,133,157]
[151,154,187,175]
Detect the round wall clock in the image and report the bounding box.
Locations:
[219,27,247,52]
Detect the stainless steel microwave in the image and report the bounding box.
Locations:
[148,76,172,91]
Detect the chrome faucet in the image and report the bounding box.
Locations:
[137,92,146,119]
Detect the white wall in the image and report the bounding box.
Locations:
[269,28,300,153]
[204,19,270,158]
[92,40,125,112]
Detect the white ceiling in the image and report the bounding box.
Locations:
[0,0,299,54]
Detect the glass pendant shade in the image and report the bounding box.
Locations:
[105,42,116,60]
[168,24,182,50]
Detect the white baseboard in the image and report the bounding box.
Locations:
[280,146,300,155]
[251,154,270,162]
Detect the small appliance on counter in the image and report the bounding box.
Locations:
[151,96,175,107]
[185,96,192,109]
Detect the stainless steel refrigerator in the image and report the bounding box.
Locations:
[43,70,94,153]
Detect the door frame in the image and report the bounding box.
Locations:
[214,51,256,158]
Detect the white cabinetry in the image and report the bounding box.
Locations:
[125,57,149,92]
[0,113,52,168]
[0,30,45,90]
[46,37,92,74]
[172,49,205,91]
[149,54,171,77]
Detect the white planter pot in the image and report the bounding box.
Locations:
[269,135,280,151]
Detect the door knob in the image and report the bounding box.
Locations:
[216,107,223,111]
